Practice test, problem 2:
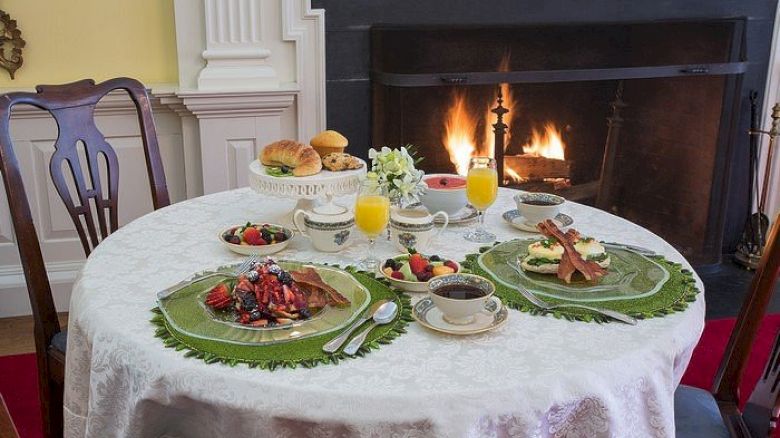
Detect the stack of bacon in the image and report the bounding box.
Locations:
[537,219,607,284]
[204,258,350,327]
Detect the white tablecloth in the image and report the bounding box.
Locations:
[63,187,705,437]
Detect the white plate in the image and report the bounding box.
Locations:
[435,205,478,225]
[413,297,508,335]
[502,210,574,232]
[218,223,294,256]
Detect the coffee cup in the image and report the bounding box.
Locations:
[390,207,449,252]
[428,273,500,325]
[514,192,565,226]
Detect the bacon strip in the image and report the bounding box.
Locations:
[537,220,607,284]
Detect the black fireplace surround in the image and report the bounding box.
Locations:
[311,0,778,266]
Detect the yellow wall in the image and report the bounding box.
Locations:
[0,0,178,88]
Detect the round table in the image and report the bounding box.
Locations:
[63,188,705,437]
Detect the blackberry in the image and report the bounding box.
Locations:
[299,308,312,319]
[430,255,442,262]
[383,259,396,269]
[246,270,260,282]
[261,229,274,242]
[238,291,257,311]
[274,231,286,242]
[229,235,241,245]
[281,165,291,174]
[277,271,293,285]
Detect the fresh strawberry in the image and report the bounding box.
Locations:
[390,271,405,280]
[409,253,428,274]
[205,283,233,309]
[444,260,459,272]
[243,227,263,245]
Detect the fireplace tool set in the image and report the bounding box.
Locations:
[735,95,779,269]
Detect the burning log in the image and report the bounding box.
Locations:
[504,155,571,180]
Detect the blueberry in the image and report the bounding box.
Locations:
[261,229,273,242]
[267,264,282,275]
[299,308,312,319]
[249,310,262,321]
[278,271,293,285]
[246,270,260,282]
[274,232,286,242]
[281,165,291,174]
[430,255,442,262]
[384,259,395,269]
[229,235,241,245]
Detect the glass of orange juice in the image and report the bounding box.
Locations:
[354,179,390,270]
[464,157,498,243]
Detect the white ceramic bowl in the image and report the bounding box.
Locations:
[420,173,468,215]
[218,223,294,256]
[379,254,461,293]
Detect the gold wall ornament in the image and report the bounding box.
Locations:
[0,10,24,79]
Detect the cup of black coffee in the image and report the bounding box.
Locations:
[428,274,500,325]
[513,192,565,225]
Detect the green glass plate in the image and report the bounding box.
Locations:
[157,261,371,346]
[477,239,670,303]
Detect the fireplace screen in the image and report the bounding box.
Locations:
[370,20,746,264]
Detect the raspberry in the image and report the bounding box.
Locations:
[390,271,405,280]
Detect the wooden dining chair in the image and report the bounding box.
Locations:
[0,78,170,437]
[675,212,780,437]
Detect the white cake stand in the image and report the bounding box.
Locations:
[248,159,367,226]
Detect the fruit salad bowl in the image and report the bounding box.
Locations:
[380,252,461,292]
[219,223,294,256]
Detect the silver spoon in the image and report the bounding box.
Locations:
[343,301,399,355]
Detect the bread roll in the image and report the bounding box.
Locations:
[310,130,348,157]
[260,140,322,177]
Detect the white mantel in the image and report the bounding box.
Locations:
[173,0,325,195]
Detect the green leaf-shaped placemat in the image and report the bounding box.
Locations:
[151,266,412,370]
[461,242,700,323]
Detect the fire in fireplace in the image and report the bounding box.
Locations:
[370,21,747,265]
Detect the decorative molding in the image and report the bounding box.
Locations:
[197,0,279,90]
[177,88,297,119]
[0,260,83,289]
[6,87,177,119]
[282,0,326,140]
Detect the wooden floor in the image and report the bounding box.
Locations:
[0,313,68,356]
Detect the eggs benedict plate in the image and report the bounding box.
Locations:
[520,237,610,274]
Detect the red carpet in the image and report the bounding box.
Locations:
[680,314,780,407]
[0,353,42,438]
[1,315,778,437]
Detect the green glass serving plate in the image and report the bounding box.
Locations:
[157,261,371,346]
[478,239,670,303]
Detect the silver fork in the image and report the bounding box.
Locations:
[506,257,637,325]
[157,254,259,300]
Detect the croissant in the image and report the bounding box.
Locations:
[260,140,322,177]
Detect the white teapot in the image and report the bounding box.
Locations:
[293,204,355,252]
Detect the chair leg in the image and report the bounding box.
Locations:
[37,371,64,438]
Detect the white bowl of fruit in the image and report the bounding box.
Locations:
[380,252,461,292]
[219,222,294,256]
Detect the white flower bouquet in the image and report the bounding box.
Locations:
[366,146,426,207]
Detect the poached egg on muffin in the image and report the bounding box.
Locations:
[520,237,611,274]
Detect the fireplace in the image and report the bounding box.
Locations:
[370,21,744,264]
[312,0,778,266]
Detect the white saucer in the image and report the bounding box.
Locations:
[435,205,479,225]
[502,210,574,232]
[413,297,508,335]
